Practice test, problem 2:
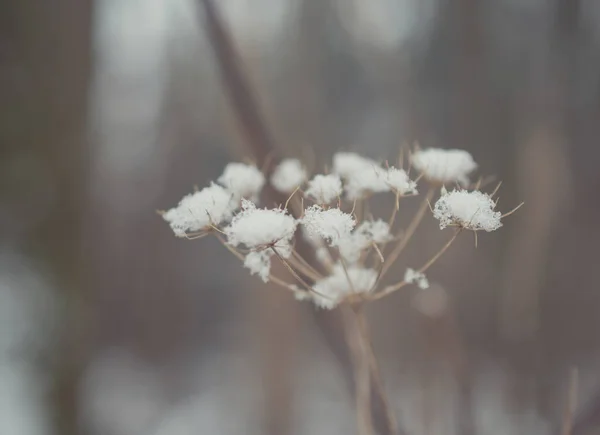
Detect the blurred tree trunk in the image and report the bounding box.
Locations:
[0,1,93,434]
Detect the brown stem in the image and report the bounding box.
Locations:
[344,305,374,435]
[370,229,462,301]
[379,188,435,280]
[353,306,399,435]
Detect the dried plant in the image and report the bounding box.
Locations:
[159,147,522,435]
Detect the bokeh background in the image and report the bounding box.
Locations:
[2,0,600,434]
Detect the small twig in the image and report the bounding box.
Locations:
[271,247,314,292]
[501,201,525,218]
[291,250,325,280]
[286,251,323,282]
[379,187,436,281]
[370,229,462,301]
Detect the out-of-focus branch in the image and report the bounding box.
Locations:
[196,2,400,434]
[198,0,275,166]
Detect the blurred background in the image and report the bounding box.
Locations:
[2,0,600,434]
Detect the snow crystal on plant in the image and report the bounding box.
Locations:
[304,174,343,204]
[312,264,378,309]
[163,183,236,237]
[301,205,355,246]
[404,268,429,290]
[244,250,272,282]
[433,189,502,232]
[270,158,308,193]
[411,148,477,186]
[224,200,297,255]
[217,162,265,200]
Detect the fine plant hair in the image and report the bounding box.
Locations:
[160,143,523,435]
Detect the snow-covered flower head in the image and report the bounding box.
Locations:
[304,174,343,204]
[411,148,477,186]
[163,183,236,237]
[433,189,502,232]
[301,205,355,246]
[270,158,308,193]
[218,162,265,199]
[311,264,378,309]
[224,199,297,256]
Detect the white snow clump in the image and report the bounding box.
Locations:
[311,264,378,309]
[163,184,236,237]
[433,189,502,232]
[224,199,297,256]
[411,148,477,186]
[218,162,265,199]
[337,220,392,263]
[244,250,273,282]
[301,205,355,246]
[404,268,429,290]
[304,174,343,204]
[270,158,308,193]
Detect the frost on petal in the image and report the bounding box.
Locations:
[162,183,236,237]
[338,220,392,263]
[433,189,502,232]
[224,199,297,255]
[271,159,308,193]
[301,205,355,246]
[404,268,429,290]
[304,174,343,204]
[218,162,265,200]
[311,264,377,309]
[244,250,272,282]
[411,148,477,186]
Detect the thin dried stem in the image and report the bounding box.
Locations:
[353,306,398,435]
[370,229,462,301]
[339,257,356,293]
[286,252,323,282]
[501,201,525,218]
[371,242,385,263]
[271,247,314,292]
[284,186,301,211]
[379,187,435,280]
[387,193,401,229]
[291,250,325,280]
[214,234,300,293]
[490,180,503,198]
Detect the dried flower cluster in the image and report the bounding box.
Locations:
[161,148,521,309]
